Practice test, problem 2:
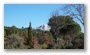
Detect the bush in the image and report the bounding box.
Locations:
[4,34,27,49]
[57,38,65,49]
[40,43,48,49]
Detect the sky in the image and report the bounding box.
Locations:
[4,4,63,28]
[4,4,84,32]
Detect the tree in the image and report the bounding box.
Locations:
[4,26,18,36]
[61,4,84,26]
[72,32,84,49]
[48,16,81,47]
[11,25,18,34]
[28,22,33,48]
[4,26,11,36]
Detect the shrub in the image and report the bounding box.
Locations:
[4,34,26,49]
[40,43,48,49]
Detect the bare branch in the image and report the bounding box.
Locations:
[61,4,84,26]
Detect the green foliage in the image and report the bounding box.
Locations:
[72,33,84,49]
[40,43,48,49]
[48,16,81,37]
[4,34,25,49]
[57,38,65,48]
[33,46,40,49]
[48,15,82,48]
[4,15,84,49]
[32,29,54,45]
[48,33,54,42]
[4,26,11,36]
[4,26,18,36]
[28,22,33,48]
[11,25,18,34]
[4,28,6,36]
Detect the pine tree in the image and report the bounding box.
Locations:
[48,16,81,47]
[28,22,33,48]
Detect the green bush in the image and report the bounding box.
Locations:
[40,43,48,49]
[4,34,27,49]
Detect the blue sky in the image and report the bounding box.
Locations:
[4,4,63,28]
[4,4,84,32]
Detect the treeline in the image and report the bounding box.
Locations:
[4,25,54,49]
[4,15,84,49]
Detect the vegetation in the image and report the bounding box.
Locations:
[4,15,84,49]
[28,22,33,48]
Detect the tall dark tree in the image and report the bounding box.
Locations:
[28,22,33,48]
[48,16,81,46]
